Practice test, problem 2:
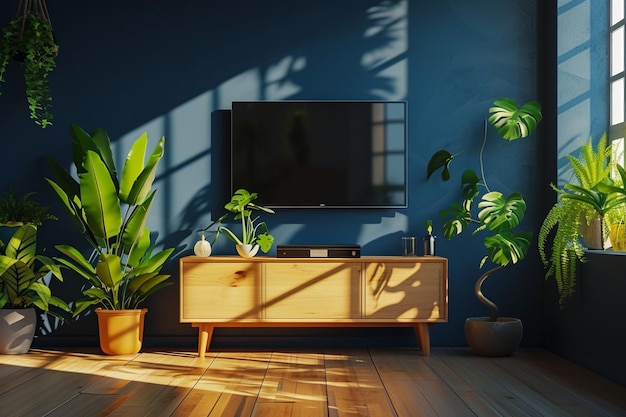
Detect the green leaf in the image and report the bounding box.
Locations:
[140,247,174,273]
[89,127,118,183]
[119,131,148,202]
[225,189,256,214]
[54,245,96,274]
[79,151,122,241]
[129,272,170,295]
[426,150,454,181]
[27,281,52,310]
[477,191,527,233]
[96,253,124,289]
[257,233,275,253]
[47,295,73,314]
[70,124,97,173]
[125,135,165,205]
[45,176,88,237]
[74,291,107,316]
[218,226,244,245]
[7,223,37,263]
[0,293,9,309]
[484,231,532,266]
[439,203,473,239]
[122,191,155,257]
[488,99,542,141]
[35,255,64,281]
[460,170,480,201]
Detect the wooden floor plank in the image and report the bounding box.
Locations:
[467,350,607,417]
[424,348,544,417]
[171,351,271,417]
[0,349,128,417]
[254,350,327,417]
[0,347,624,417]
[324,348,397,417]
[370,349,476,417]
[509,348,626,417]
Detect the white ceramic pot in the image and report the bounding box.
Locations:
[0,308,37,354]
[236,244,259,258]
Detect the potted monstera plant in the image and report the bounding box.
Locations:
[217,189,275,258]
[46,124,174,355]
[427,98,542,356]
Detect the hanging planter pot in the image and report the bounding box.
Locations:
[0,0,58,127]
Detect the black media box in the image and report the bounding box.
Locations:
[277,244,361,258]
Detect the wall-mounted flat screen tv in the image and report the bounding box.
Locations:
[231,100,408,208]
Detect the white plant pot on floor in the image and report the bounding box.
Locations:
[0,308,37,354]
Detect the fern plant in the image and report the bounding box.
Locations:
[0,189,57,226]
[427,98,542,320]
[538,134,626,307]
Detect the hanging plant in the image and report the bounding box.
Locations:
[0,0,58,128]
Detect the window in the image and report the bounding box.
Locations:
[610,0,626,166]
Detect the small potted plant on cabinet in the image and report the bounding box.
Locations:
[0,0,58,127]
[538,134,626,307]
[46,124,174,355]
[217,188,275,257]
[427,98,542,356]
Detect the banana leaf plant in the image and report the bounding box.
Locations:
[46,124,174,315]
[0,224,71,320]
[426,98,542,321]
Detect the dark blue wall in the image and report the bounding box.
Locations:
[0,0,545,348]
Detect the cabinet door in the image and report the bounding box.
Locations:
[180,262,262,321]
[364,261,445,321]
[265,263,362,319]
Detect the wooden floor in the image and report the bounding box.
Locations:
[0,347,624,417]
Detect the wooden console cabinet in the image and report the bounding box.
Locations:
[179,256,447,357]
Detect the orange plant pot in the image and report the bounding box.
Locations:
[95,308,147,355]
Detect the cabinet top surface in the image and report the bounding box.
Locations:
[180,255,447,263]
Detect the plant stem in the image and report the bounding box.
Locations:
[479,118,490,192]
[475,264,504,321]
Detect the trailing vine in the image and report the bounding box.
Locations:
[0,5,58,128]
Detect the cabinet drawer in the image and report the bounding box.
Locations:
[364,262,445,320]
[264,263,362,319]
[180,262,262,320]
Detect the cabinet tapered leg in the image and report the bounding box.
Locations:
[415,323,431,356]
[193,323,214,358]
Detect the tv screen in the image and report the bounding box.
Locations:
[231,100,407,208]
